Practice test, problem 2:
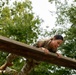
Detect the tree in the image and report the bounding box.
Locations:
[1,0,76,75]
[25,0,76,75]
[0,0,41,44]
[29,0,76,75]
[47,0,76,75]
[0,0,42,74]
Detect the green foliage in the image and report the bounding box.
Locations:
[0,0,41,44]
[30,62,73,75]
[0,0,76,75]
[0,0,41,72]
[0,52,8,65]
[48,0,76,75]
[59,3,76,58]
[30,62,52,75]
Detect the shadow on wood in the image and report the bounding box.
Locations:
[0,36,76,70]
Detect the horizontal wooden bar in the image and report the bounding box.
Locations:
[0,36,76,69]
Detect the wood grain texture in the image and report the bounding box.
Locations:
[0,36,76,69]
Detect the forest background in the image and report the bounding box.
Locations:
[0,0,76,75]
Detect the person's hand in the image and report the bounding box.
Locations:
[56,53,63,58]
[41,47,49,54]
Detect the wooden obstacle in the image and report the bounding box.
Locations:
[0,36,76,69]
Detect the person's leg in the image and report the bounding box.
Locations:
[0,53,18,70]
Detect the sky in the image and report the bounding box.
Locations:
[30,0,56,30]
[9,0,73,31]
[9,0,56,30]
[30,0,73,30]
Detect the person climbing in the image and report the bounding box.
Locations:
[0,34,64,75]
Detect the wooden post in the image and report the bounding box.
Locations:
[0,36,76,69]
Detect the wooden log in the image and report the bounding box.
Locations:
[0,36,76,69]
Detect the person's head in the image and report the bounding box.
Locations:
[49,35,64,53]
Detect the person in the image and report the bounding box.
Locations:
[34,34,63,55]
[0,35,64,75]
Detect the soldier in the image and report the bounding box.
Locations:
[0,35,64,75]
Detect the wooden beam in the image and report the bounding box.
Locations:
[0,36,76,69]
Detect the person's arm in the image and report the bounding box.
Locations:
[33,40,50,54]
[33,40,45,47]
